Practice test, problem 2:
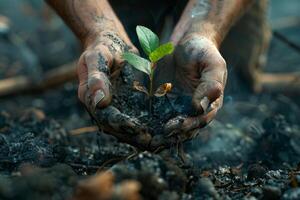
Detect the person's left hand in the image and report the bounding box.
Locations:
[163,34,227,141]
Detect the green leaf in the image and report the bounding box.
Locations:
[149,42,174,63]
[122,52,151,75]
[136,25,159,55]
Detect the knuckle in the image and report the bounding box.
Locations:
[212,80,223,95]
[215,56,227,71]
[220,57,227,67]
[84,51,96,61]
[87,75,102,88]
[87,73,110,92]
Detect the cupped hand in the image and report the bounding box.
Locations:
[77,30,138,110]
[164,34,227,141]
[77,31,151,148]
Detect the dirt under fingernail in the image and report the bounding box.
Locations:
[94,90,105,107]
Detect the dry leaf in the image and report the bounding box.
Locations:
[154,83,172,97]
[133,81,149,96]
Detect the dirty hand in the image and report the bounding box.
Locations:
[77,31,150,146]
[164,34,227,141]
[77,31,138,110]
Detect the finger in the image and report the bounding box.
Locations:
[78,54,89,106]
[183,95,223,131]
[164,95,223,139]
[193,56,227,114]
[163,115,186,137]
[181,108,218,133]
[94,106,152,149]
[82,48,113,110]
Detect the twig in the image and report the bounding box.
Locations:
[69,126,99,136]
[68,163,101,171]
[97,156,127,172]
[0,61,77,97]
[256,72,300,95]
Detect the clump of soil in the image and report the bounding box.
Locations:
[112,65,195,136]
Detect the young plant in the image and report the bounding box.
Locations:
[122,26,174,111]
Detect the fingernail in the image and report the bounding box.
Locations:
[200,96,210,113]
[94,90,105,108]
[206,102,215,114]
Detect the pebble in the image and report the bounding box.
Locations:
[262,185,281,200]
[247,164,267,180]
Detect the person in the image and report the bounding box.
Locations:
[46,0,270,145]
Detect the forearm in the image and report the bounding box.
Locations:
[46,0,130,48]
[171,0,255,47]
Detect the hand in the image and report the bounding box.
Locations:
[78,30,138,110]
[77,31,151,147]
[164,34,227,141]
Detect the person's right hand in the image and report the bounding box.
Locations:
[77,30,152,148]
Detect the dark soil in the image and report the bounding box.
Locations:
[0,65,299,200]
[111,64,195,136]
[0,101,300,200]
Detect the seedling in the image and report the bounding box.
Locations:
[122,25,174,112]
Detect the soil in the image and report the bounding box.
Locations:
[1,63,300,200]
[112,64,194,135]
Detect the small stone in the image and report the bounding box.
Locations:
[250,187,263,198]
[247,164,267,180]
[262,185,281,200]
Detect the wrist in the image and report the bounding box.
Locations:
[82,28,117,50]
[185,22,222,48]
[82,29,101,50]
[81,20,119,49]
[181,32,219,50]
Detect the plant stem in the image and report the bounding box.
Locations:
[148,63,155,114]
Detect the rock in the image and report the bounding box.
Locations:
[247,164,267,180]
[262,185,281,200]
[110,152,188,200]
[250,187,263,198]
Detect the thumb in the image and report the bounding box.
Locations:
[78,50,113,111]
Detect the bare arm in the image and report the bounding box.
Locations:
[46,0,132,48]
[164,0,255,138]
[45,0,148,142]
[171,0,254,47]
